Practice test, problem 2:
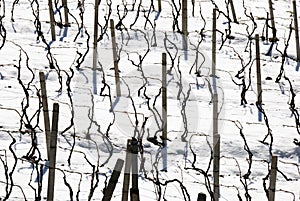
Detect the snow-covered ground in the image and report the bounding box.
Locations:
[0,0,300,200]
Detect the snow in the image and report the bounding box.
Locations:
[0,0,300,200]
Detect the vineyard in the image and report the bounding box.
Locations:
[0,0,300,200]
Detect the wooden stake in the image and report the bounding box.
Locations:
[122,139,132,201]
[197,193,206,201]
[48,0,56,41]
[62,0,69,26]
[182,0,188,35]
[229,0,238,23]
[268,155,278,201]
[162,53,167,140]
[268,0,276,39]
[102,159,125,201]
[39,72,51,160]
[110,19,121,97]
[182,0,188,51]
[162,53,168,172]
[130,139,139,201]
[255,34,262,105]
[212,9,217,77]
[213,93,220,201]
[92,0,99,94]
[293,0,300,62]
[158,0,162,12]
[47,103,59,201]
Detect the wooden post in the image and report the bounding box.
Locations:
[182,0,188,35]
[48,0,56,41]
[122,139,132,201]
[268,0,276,39]
[228,0,238,23]
[39,72,51,160]
[102,159,125,201]
[268,155,278,201]
[182,0,188,52]
[213,93,220,201]
[62,0,69,26]
[255,34,262,105]
[47,103,59,201]
[293,0,300,62]
[130,139,139,201]
[92,0,99,94]
[197,193,206,201]
[110,19,121,97]
[162,53,167,140]
[158,0,162,12]
[182,0,188,59]
[162,53,167,172]
[212,9,217,77]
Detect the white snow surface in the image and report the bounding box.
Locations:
[0,0,300,200]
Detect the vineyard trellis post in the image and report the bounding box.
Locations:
[292,0,300,71]
[255,34,262,121]
[92,0,99,94]
[121,139,140,201]
[102,159,125,201]
[158,0,162,12]
[122,139,132,201]
[182,0,188,36]
[268,155,278,201]
[47,103,59,201]
[130,139,140,201]
[212,9,220,199]
[212,8,217,77]
[229,0,238,23]
[162,52,168,172]
[48,0,56,41]
[39,72,51,159]
[182,0,188,59]
[110,19,121,97]
[62,0,69,26]
[268,0,276,40]
[213,92,220,201]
